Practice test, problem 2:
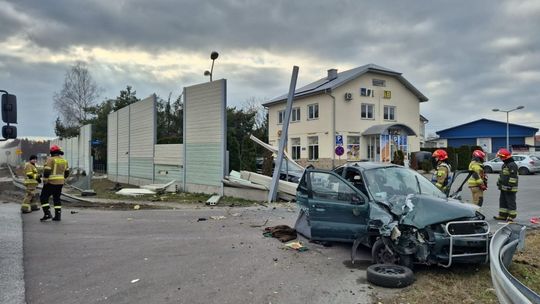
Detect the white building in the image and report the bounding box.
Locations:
[263,64,428,169]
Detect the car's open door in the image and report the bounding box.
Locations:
[304,170,369,242]
[447,170,472,200]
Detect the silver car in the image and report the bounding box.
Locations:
[483,154,540,175]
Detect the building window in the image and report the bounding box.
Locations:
[347,136,360,160]
[308,136,319,161]
[372,79,386,87]
[291,107,300,122]
[360,88,373,97]
[308,104,319,120]
[384,106,396,121]
[291,138,301,160]
[278,110,284,124]
[361,103,374,119]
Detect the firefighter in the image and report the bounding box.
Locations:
[431,149,452,194]
[494,148,518,221]
[21,155,41,213]
[468,149,487,206]
[39,145,70,222]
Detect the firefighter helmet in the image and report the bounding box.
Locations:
[472,149,486,161]
[432,149,448,161]
[496,148,512,160]
[50,145,62,154]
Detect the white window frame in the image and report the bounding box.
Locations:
[291,107,301,122]
[277,110,284,124]
[361,103,374,119]
[384,105,396,121]
[291,137,301,160]
[308,136,319,161]
[308,104,319,120]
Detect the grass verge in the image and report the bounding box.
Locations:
[376,229,540,304]
[86,178,261,207]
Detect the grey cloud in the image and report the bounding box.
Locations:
[2,0,540,136]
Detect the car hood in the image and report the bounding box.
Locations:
[383,194,478,229]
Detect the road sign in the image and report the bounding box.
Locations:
[15,149,22,155]
[335,135,343,146]
[335,146,344,156]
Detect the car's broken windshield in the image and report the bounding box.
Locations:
[363,167,446,202]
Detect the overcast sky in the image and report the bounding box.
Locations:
[1,0,539,137]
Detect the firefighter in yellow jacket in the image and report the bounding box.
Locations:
[467,150,487,207]
[431,149,452,194]
[21,155,41,213]
[39,145,69,222]
[494,148,519,221]
[468,150,487,206]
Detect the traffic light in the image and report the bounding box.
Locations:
[1,91,17,140]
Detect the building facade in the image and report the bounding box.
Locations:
[435,119,539,153]
[263,64,428,169]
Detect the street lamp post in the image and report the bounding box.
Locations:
[204,51,219,82]
[492,106,525,150]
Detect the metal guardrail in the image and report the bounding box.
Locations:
[490,223,540,304]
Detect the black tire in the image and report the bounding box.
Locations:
[366,264,415,288]
[372,238,414,269]
[483,166,492,174]
[518,167,530,175]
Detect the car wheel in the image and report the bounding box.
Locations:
[372,238,414,269]
[518,167,530,175]
[366,264,415,288]
[483,166,492,174]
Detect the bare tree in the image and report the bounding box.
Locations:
[53,62,99,127]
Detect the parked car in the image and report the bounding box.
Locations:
[483,154,540,175]
[295,162,490,269]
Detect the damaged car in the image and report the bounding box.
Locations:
[295,162,490,269]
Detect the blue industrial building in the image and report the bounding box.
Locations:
[435,119,539,153]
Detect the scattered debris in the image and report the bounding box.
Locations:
[133,205,141,210]
[264,225,297,242]
[80,189,96,196]
[206,195,221,206]
[130,279,140,284]
[249,219,269,228]
[116,188,156,196]
[531,217,539,224]
[210,216,226,220]
[70,210,79,214]
[141,180,176,193]
[197,218,207,222]
[284,241,308,252]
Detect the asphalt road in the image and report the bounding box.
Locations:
[449,172,540,225]
[23,207,373,304]
[2,167,539,304]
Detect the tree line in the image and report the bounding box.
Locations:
[53,62,268,172]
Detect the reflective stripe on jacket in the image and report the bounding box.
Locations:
[44,156,69,185]
[468,161,485,187]
[498,161,518,192]
[433,162,451,190]
[24,162,38,185]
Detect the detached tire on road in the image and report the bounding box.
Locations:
[366,264,415,288]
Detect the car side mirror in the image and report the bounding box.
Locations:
[351,194,365,205]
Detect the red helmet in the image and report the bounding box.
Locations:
[472,149,486,161]
[496,148,512,160]
[50,145,62,153]
[432,149,448,161]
